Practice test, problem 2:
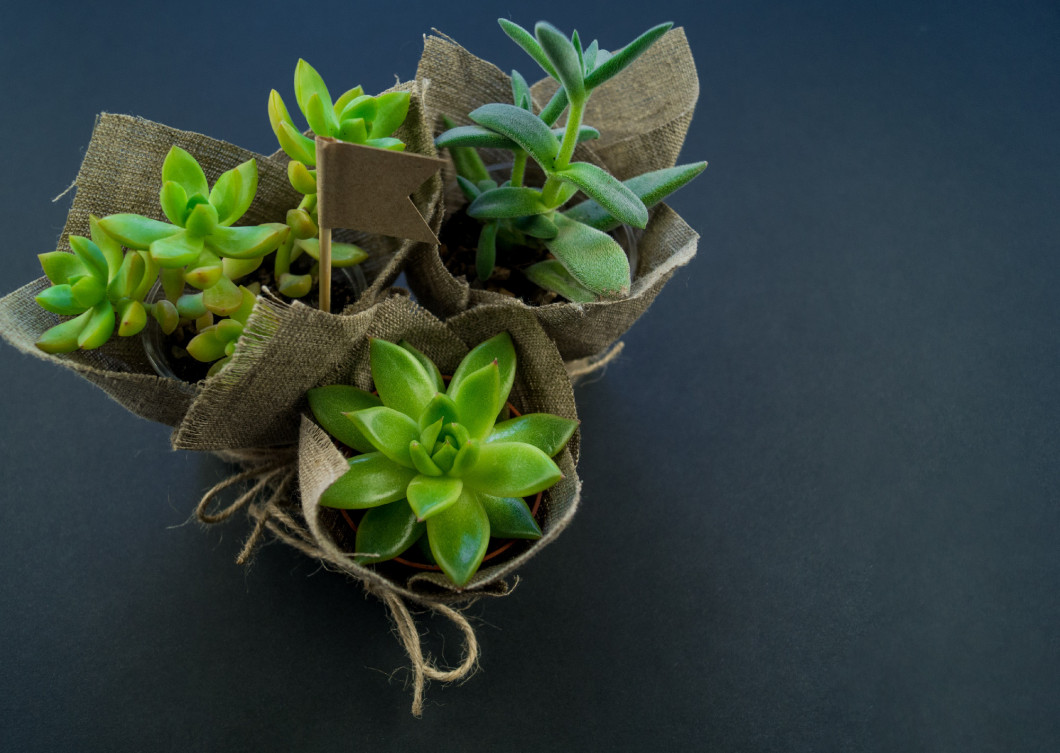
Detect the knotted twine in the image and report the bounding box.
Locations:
[405,29,703,362]
[191,299,581,715]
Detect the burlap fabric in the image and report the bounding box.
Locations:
[0,80,442,442]
[405,29,702,361]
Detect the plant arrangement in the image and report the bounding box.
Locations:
[434,20,706,303]
[308,332,576,586]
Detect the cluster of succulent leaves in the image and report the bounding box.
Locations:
[266,59,412,297]
[435,20,706,302]
[308,332,577,586]
[36,146,286,374]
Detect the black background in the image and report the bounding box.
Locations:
[2,1,1058,750]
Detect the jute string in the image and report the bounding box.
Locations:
[194,448,481,716]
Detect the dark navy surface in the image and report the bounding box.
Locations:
[2,1,1058,750]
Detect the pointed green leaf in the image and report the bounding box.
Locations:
[222,255,262,281]
[277,272,312,298]
[339,94,376,123]
[304,92,336,137]
[68,236,108,281]
[38,252,85,286]
[161,267,185,303]
[420,418,444,451]
[544,213,630,298]
[583,39,600,73]
[407,475,463,520]
[535,22,585,101]
[211,159,258,226]
[426,489,490,586]
[151,299,179,335]
[277,121,318,166]
[184,202,219,238]
[176,292,207,320]
[228,286,256,325]
[335,86,365,114]
[419,393,459,431]
[498,19,558,80]
[319,452,417,509]
[461,441,562,497]
[410,441,443,476]
[287,208,317,239]
[70,275,105,307]
[450,438,481,477]
[442,115,491,184]
[35,285,87,316]
[370,91,410,139]
[513,213,558,240]
[131,251,158,301]
[370,338,438,420]
[162,146,209,200]
[476,221,498,282]
[523,259,597,303]
[480,494,542,539]
[88,214,124,276]
[452,361,501,439]
[468,186,550,219]
[150,230,203,268]
[202,276,243,316]
[159,181,188,226]
[511,69,532,111]
[355,500,424,564]
[431,440,458,473]
[77,300,115,349]
[337,117,367,143]
[585,22,672,90]
[469,103,560,168]
[268,89,295,135]
[448,332,516,406]
[107,251,146,300]
[538,86,569,127]
[555,162,648,228]
[186,326,228,362]
[294,59,333,116]
[436,124,519,151]
[205,223,287,259]
[349,406,420,468]
[98,214,180,251]
[116,299,147,337]
[364,137,405,151]
[307,385,382,453]
[294,237,367,267]
[564,162,708,231]
[35,309,92,354]
[287,161,317,195]
[398,340,445,392]
[488,413,578,457]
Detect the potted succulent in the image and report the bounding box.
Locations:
[407,19,704,365]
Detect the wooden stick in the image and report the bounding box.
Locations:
[319,225,332,313]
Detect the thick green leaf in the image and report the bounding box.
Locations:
[229,286,257,325]
[564,162,707,231]
[211,159,258,226]
[431,440,458,473]
[35,285,86,316]
[418,393,459,431]
[468,186,550,219]
[350,406,420,468]
[35,309,92,354]
[183,260,223,291]
[305,92,335,137]
[583,39,600,73]
[277,121,317,166]
[442,115,491,185]
[151,299,179,335]
[426,490,490,586]
[420,418,444,451]
[307,385,381,453]
[176,292,207,320]
[339,94,376,123]
[538,86,569,127]
[161,267,185,303]
[131,251,158,301]
[268,89,294,135]
[407,475,463,520]
[150,230,203,268]
[186,326,228,362]
[523,259,597,303]
[398,340,445,392]
[450,439,481,477]
[294,59,333,117]
[184,202,219,238]
[337,116,367,144]
[77,300,115,349]
[480,494,542,539]
[451,361,501,439]
[513,213,558,239]
[498,19,558,79]
[222,256,262,281]
[203,276,243,316]
[436,124,518,151]
[107,251,146,300]
[544,213,630,298]
[476,221,498,281]
[99,214,180,251]
[38,252,85,286]
[469,103,559,168]
[162,146,209,200]
[205,223,287,259]
[511,69,532,111]
[535,22,585,101]
[370,338,437,420]
[461,441,562,497]
[287,161,317,196]
[68,236,108,281]
[555,162,648,228]
[448,332,516,404]
[488,414,578,457]
[364,137,405,151]
[334,85,365,114]
[294,237,367,267]
[370,91,410,139]
[278,273,312,298]
[70,275,105,307]
[116,299,147,337]
[409,441,443,476]
[354,501,424,564]
[159,180,188,226]
[89,214,124,277]
[585,22,672,89]
[319,452,417,509]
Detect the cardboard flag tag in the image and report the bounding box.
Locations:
[315,137,444,244]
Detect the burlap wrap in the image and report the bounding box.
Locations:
[0,80,442,442]
[405,29,702,361]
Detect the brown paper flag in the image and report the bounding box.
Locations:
[315,137,444,244]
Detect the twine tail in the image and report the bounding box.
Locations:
[377,589,480,717]
[565,340,625,383]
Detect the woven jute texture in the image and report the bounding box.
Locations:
[405,28,702,361]
[0,80,442,441]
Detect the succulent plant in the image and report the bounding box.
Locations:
[435,20,706,302]
[267,60,412,297]
[35,146,285,375]
[308,332,577,586]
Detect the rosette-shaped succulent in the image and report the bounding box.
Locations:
[308,332,577,586]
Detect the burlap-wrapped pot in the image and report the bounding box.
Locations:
[405,29,702,362]
[0,81,442,445]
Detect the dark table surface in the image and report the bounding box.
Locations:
[2,1,1058,750]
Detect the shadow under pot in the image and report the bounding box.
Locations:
[143,264,367,382]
